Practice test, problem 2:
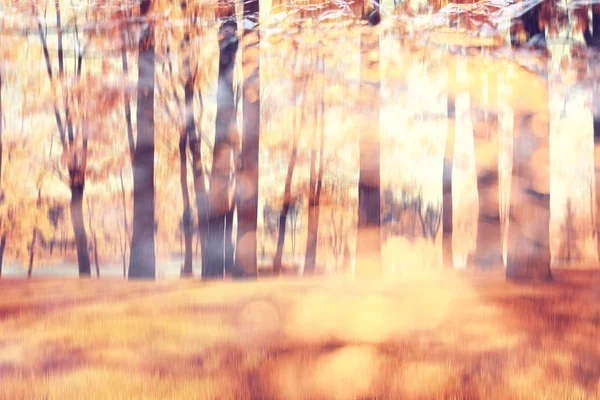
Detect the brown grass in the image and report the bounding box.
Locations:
[0,269,599,399]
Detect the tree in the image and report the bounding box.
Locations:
[0,58,5,275]
[506,2,552,281]
[34,1,91,277]
[129,0,157,279]
[304,50,325,275]
[355,0,382,277]
[583,7,600,263]
[234,0,260,279]
[204,4,238,279]
[272,40,304,276]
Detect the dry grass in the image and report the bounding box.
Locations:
[0,269,599,399]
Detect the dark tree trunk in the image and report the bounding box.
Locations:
[0,74,4,277]
[179,133,193,277]
[28,228,37,279]
[234,0,260,279]
[0,72,3,192]
[205,18,238,279]
[70,182,91,276]
[304,54,325,275]
[129,0,156,279]
[273,143,298,275]
[0,236,6,277]
[355,3,382,277]
[443,62,455,269]
[595,119,600,264]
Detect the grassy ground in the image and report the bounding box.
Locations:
[0,268,599,399]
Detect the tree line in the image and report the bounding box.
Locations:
[0,0,598,281]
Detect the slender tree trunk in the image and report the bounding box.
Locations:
[0,73,5,277]
[93,232,100,277]
[28,229,37,279]
[234,0,260,279]
[205,17,238,278]
[179,133,193,277]
[129,0,156,279]
[304,54,325,275]
[224,206,235,273]
[119,171,129,276]
[443,58,455,269]
[595,117,600,263]
[0,71,3,194]
[0,236,5,277]
[50,233,55,255]
[355,3,382,277]
[273,142,299,275]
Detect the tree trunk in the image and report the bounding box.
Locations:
[205,18,238,279]
[70,183,91,276]
[304,54,325,275]
[273,143,299,275]
[0,236,6,277]
[225,206,235,274]
[179,133,193,277]
[234,0,260,279]
[129,0,156,279]
[119,171,129,276]
[0,71,3,194]
[93,232,100,277]
[28,229,37,279]
[595,118,600,263]
[442,60,455,269]
[355,5,382,278]
[0,74,4,277]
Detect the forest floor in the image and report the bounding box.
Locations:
[0,268,599,399]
